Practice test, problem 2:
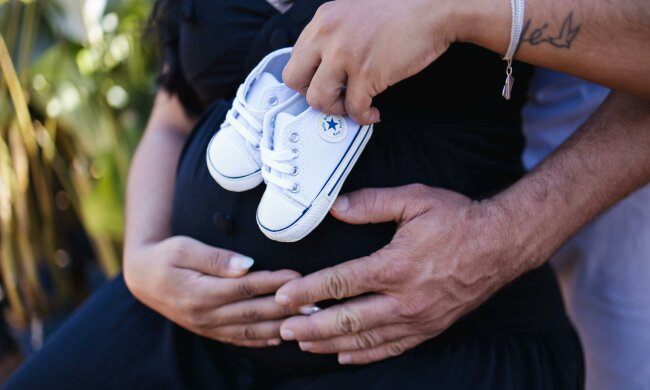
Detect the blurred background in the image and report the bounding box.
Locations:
[0,0,154,379]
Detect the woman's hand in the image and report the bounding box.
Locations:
[274,185,532,364]
[124,236,303,347]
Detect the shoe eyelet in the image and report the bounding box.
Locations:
[290,183,300,193]
[254,144,260,151]
[268,95,279,106]
[291,166,299,176]
[291,148,299,158]
[289,132,299,143]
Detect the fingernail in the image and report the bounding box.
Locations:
[338,354,352,365]
[332,196,349,213]
[299,342,313,351]
[267,338,282,346]
[276,294,291,306]
[229,256,254,271]
[280,328,295,340]
[299,305,322,315]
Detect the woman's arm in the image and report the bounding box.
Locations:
[123,92,195,250]
[123,93,302,347]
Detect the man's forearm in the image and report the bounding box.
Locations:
[458,0,650,99]
[489,91,650,273]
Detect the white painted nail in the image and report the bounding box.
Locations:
[229,256,254,271]
[299,305,322,315]
[280,328,295,340]
[332,196,349,213]
[267,338,282,346]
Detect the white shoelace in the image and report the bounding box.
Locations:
[222,86,263,148]
[261,145,299,192]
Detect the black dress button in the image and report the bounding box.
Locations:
[269,28,290,49]
[213,212,233,233]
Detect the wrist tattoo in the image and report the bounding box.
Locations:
[521,11,581,49]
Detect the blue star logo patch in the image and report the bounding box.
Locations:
[319,114,347,142]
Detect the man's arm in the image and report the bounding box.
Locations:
[284,0,650,124]
[274,91,650,365]
[491,91,650,273]
[463,0,650,100]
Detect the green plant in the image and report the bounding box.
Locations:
[0,0,153,330]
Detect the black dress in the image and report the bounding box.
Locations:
[4,0,584,388]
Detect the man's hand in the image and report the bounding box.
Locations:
[124,236,307,347]
[283,0,463,124]
[274,185,531,364]
[285,0,650,117]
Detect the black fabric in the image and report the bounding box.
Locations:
[5,0,586,387]
[170,98,575,373]
[4,275,583,390]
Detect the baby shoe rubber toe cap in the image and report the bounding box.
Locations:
[256,188,305,233]
[207,129,260,179]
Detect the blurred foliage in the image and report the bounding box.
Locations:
[0,0,154,330]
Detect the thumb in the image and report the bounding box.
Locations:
[169,237,255,278]
[330,187,411,225]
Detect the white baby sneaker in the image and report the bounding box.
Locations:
[206,47,297,192]
[257,94,373,242]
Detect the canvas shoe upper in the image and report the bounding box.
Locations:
[206,47,296,192]
[256,93,373,242]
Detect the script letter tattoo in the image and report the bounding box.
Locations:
[521,12,581,49]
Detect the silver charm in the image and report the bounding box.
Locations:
[502,61,514,100]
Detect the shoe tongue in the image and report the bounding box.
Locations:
[246,72,281,110]
[267,112,295,150]
[274,112,296,139]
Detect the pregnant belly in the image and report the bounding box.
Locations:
[171,101,525,273]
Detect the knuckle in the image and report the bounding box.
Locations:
[398,299,426,321]
[306,92,326,111]
[356,62,373,79]
[335,308,362,334]
[210,316,224,327]
[321,269,350,300]
[205,251,226,275]
[407,183,430,199]
[316,1,334,14]
[387,340,407,357]
[313,3,336,31]
[306,326,324,340]
[282,305,296,317]
[236,280,256,298]
[364,188,380,216]
[344,96,364,115]
[178,295,202,314]
[282,66,300,91]
[330,43,349,58]
[375,261,409,286]
[242,325,257,340]
[186,312,209,329]
[354,330,378,350]
[242,308,263,322]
